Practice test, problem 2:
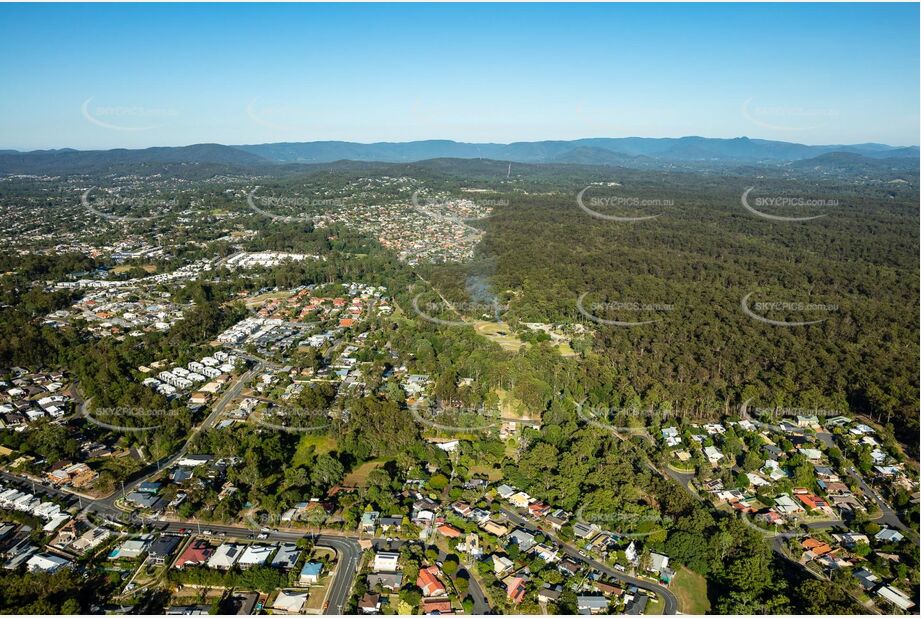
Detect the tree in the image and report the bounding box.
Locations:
[428,473,449,491]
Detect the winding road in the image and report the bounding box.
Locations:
[500,507,679,614]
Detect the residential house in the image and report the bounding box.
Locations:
[299,561,324,585]
[877,586,915,611]
[704,445,724,465]
[509,492,531,508]
[174,540,213,569]
[648,553,669,575]
[207,543,244,570]
[875,528,905,544]
[420,598,453,615]
[26,553,70,573]
[360,511,380,533]
[577,595,609,615]
[417,566,447,597]
[437,523,462,538]
[109,536,151,560]
[367,572,403,591]
[272,590,308,614]
[373,551,400,573]
[148,535,181,565]
[504,576,526,605]
[538,585,562,605]
[508,529,537,552]
[480,520,509,537]
[773,494,804,516]
[528,502,551,518]
[270,543,301,569]
[492,554,514,576]
[358,593,381,614]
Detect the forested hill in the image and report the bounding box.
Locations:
[2,137,917,175]
[422,167,920,452]
[234,137,919,165]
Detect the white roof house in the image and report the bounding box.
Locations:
[875,528,905,544]
[662,427,682,447]
[509,491,531,508]
[877,586,915,611]
[649,553,669,574]
[492,554,513,574]
[273,590,308,614]
[208,543,244,569]
[238,544,275,568]
[625,541,638,564]
[26,552,70,573]
[373,551,400,572]
[774,494,804,515]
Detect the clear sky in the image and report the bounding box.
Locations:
[1,3,918,150]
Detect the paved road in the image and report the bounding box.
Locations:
[368,538,491,614]
[92,362,261,511]
[0,478,362,618]
[500,508,678,614]
[813,432,914,536]
[1,362,367,615]
[151,521,360,615]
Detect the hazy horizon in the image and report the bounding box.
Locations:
[4,134,919,154]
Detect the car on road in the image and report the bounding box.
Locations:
[202,530,213,536]
[257,532,269,540]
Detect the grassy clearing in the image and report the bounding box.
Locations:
[645,595,665,615]
[468,464,504,481]
[343,459,387,487]
[113,264,157,274]
[495,387,537,421]
[670,566,710,614]
[242,291,292,308]
[292,433,337,466]
[472,320,525,352]
[555,340,577,357]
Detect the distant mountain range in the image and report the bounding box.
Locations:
[0,137,916,175]
[234,137,919,165]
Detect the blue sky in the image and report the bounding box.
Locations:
[0,3,917,149]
